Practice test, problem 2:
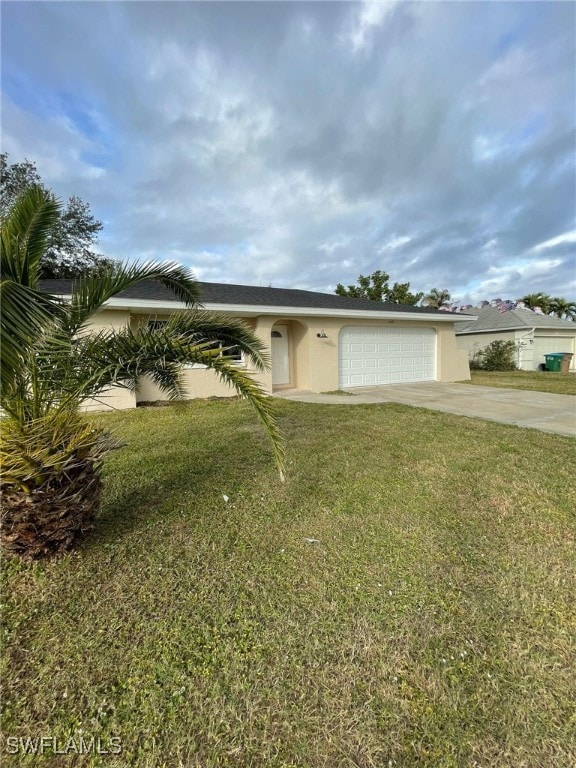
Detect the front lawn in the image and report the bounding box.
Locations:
[2,400,575,767]
[466,369,576,395]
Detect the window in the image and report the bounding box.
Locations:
[147,319,243,365]
[207,341,243,363]
[147,320,168,332]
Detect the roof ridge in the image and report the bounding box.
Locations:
[509,308,534,327]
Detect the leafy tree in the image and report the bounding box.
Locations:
[0,153,117,278]
[422,288,451,309]
[335,270,423,305]
[386,281,424,305]
[0,187,284,559]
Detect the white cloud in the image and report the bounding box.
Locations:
[378,235,411,252]
[2,1,575,300]
[532,231,576,251]
[348,1,398,52]
[479,47,533,88]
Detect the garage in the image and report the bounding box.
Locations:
[339,326,436,387]
[532,335,576,370]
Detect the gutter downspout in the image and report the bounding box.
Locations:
[516,328,535,369]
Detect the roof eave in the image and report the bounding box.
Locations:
[455,325,526,335]
[82,296,473,322]
[456,323,575,334]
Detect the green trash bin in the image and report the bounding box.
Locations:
[544,353,564,372]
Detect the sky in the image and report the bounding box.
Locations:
[2,1,575,304]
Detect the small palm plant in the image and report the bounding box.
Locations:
[1,187,284,559]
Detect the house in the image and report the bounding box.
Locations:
[41,279,473,410]
[454,306,576,370]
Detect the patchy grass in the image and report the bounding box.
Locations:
[320,389,355,396]
[465,369,576,395]
[2,399,576,767]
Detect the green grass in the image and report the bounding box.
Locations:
[465,369,576,395]
[320,389,355,396]
[2,399,576,767]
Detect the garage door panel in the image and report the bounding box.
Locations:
[339,326,436,388]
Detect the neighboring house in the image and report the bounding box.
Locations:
[41,279,473,410]
[455,307,576,371]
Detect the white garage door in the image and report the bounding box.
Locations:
[339,326,436,387]
[532,336,576,370]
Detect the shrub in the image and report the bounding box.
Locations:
[469,351,484,370]
[475,340,518,371]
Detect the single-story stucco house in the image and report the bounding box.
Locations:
[41,279,473,410]
[455,306,576,371]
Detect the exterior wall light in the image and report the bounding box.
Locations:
[316,330,328,338]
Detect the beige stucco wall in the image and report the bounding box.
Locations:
[262,316,469,391]
[131,312,267,403]
[82,308,470,408]
[81,309,137,412]
[434,324,471,381]
[137,367,248,402]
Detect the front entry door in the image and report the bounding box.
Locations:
[271,325,290,386]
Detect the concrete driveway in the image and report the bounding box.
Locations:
[275,382,576,437]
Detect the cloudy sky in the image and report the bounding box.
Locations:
[2,1,575,302]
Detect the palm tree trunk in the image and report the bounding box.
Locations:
[1,461,102,559]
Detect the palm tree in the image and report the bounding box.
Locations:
[1,187,284,559]
[0,186,65,390]
[549,296,576,321]
[422,288,451,309]
[521,293,552,314]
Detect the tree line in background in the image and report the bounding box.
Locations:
[334,271,576,321]
[2,154,574,319]
[335,270,424,305]
[0,153,117,278]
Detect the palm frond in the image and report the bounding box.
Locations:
[206,355,285,480]
[1,187,64,392]
[163,311,271,372]
[0,185,60,285]
[1,410,117,493]
[66,261,202,333]
[0,282,62,394]
[18,321,285,477]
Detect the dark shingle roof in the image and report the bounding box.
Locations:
[455,306,576,333]
[40,279,462,316]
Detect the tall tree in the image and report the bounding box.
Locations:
[1,187,284,559]
[422,288,451,309]
[521,293,552,314]
[335,270,423,305]
[386,281,424,306]
[549,296,576,321]
[0,153,117,278]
